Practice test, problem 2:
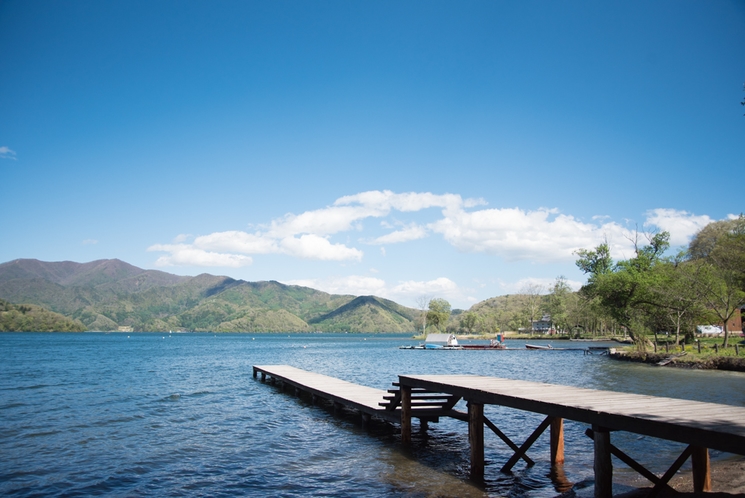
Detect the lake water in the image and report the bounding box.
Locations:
[1,333,744,497]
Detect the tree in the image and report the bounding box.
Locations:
[416,295,432,335]
[460,312,478,335]
[546,276,571,333]
[574,242,613,280]
[686,216,745,347]
[426,298,451,332]
[520,283,544,334]
[644,257,707,345]
[688,218,742,260]
[575,232,671,346]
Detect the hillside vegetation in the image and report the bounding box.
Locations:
[0,298,86,332]
[0,259,419,333]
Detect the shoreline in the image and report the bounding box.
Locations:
[610,351,745,372]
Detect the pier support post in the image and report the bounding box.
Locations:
[691,446,711,493]
[401,385,412,445]
[550,417,565,465]
[468,402,485,480]
[593,425,612,498]
[361,412,371,430]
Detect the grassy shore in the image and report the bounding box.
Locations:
[413,331,631,341]
[609,336,745,371]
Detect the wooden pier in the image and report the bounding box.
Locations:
[252,365,461,426]
[254,365,745,497]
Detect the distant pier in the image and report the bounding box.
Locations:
[253,365,745,497]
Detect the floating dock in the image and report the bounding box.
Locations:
[253,365,745,497]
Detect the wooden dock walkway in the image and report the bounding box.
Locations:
[252,365,462,426]
[398,374,745,497]
[253,365,396,424]
[254,365,745,497]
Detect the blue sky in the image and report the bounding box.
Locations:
[1,1,743,309]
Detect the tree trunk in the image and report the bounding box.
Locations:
[723,321,729,348]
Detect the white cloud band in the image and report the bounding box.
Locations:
[148,190,720,268]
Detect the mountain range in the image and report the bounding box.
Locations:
[0,259,421,333]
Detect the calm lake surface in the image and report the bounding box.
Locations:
[2,333,744,497]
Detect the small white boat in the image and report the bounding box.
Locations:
[525,343,553,350]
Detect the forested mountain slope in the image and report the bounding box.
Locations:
[0,259,418,332]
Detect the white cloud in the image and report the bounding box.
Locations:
[334,190,467,212]
[429,205,631,263]
[279,234,363,261]
[147,244,253,268]
[284,275,462,305]
[643,208,713,246]
[173,233,192,243]
[390,277,459,297]
[370,223,428,244]
[148,190,469,267]
[195,230,278,254]
[147,190,720,270]
[82,239,98,245]
[0,146,17,160]
[267,205,385,238]
[285,275,387,296]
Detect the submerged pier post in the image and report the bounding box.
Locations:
[691,446,711,492]
[468,401,485,479]
[401,385,412,444]
[593,425,612,498]
[550,417,565,465]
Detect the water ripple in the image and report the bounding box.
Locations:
[1,333,744,497]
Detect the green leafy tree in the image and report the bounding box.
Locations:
[520,283,544,334]
[574,242,613,279]
[685,216,745,347]
[546,276,571,333]
[576,232,671,346]
[460,312,478,334]
[416,295,432,335]
[645,257,707,345]
[426,298,451,333]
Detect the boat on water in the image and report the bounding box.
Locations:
[462,336,507,350]
[525,343,553,350]
[525,344,584,351]
[400,333,463,350]
[400,334,507,350]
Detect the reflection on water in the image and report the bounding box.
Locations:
[378,447,486,498]
[549,464,573,494]
[1,333,743,497]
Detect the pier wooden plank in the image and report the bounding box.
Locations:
[398,374,745,455]
[253,365,401,422]
[255,365,744,494]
